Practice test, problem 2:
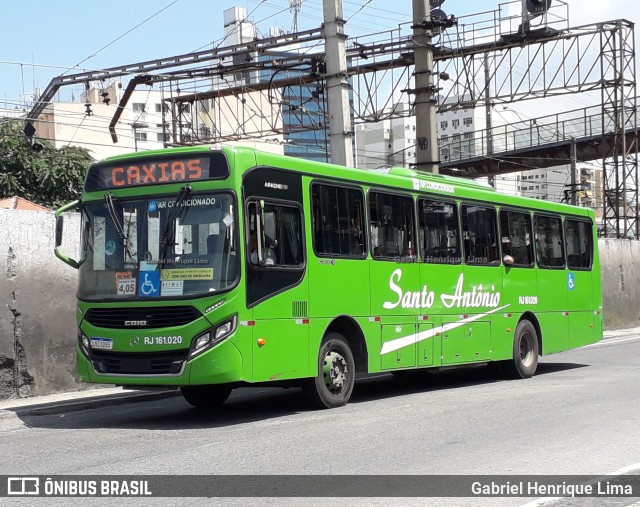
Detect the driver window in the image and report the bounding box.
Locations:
[247,201,303,268]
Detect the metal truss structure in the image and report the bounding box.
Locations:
[25,1,638,238]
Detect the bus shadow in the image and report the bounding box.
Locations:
[13,387,312,431]
[350,361,590,404]
[535,362,590,375]
[14,362,589,431]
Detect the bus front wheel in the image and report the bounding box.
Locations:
[504,320,539,379]
[180,384,232,409]
[304,332,355,409]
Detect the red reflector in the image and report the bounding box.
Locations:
[374,317,380,322]
[248,320,256,326]
[302,319,309,325]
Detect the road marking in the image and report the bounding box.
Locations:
[584,336,640,348]
[519,462,640,507]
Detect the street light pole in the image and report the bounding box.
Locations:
[131,122,148,152]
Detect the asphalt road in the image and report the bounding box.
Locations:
[1,333,639,506]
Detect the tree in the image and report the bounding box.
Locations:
[0,119,94,208]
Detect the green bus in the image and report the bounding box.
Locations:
[55,146,602,409]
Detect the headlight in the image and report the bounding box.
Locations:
[78,330,90,358]
[189,315,237,358]
[215,321,233,340]
[192,332,211,355]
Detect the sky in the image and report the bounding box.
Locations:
[0,0,634,110]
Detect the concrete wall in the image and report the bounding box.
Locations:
[0,210,639,399]
[599,238,640,330]
[0,209,80,399]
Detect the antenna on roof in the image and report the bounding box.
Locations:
[289,0,303,33]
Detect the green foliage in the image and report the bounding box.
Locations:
[0,119,94,208]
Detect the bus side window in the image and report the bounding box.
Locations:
[247,201,303,268]
[565,219,593,270]
[419,199,460,264]
[462,204,499,265]
[369,191,415,260]
[311,183,366,258]
[499,210,533,266]
[534,214,565,268]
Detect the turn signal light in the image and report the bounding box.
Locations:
[257,338,266,347]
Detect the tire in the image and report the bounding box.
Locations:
[303,332,355,409]
[502,319,539,379]
[180,384,232,409]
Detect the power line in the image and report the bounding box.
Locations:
[63,1,181,76]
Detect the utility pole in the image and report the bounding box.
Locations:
[323,0,353,167]
[484,53,495,188]
[570,136,577,205]
[412,0,441,173]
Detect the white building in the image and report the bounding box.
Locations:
[519,164,603,212]
[355,99,520,195]
[33,82,172,161]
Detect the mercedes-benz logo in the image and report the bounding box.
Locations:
[130,336,140,347]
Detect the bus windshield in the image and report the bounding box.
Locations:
[78,191,238,300]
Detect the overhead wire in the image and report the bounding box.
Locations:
[63,0,182,76]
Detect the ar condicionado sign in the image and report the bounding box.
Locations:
[111,159,203,187]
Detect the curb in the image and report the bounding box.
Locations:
[2,389,181,417]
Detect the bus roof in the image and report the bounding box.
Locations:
[88,145,592,219]
[238,146,593,219]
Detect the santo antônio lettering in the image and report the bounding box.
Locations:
[111,159,203,187]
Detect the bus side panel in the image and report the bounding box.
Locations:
[371,263,422,371]
[489,313,516,362]
[592,228,603,343]
[567,269,594,349]
[537,312,572,355]
[420,263,464,367]
[250,285,310,382]
[456,264,501,364]
[536,269,569,354]
[307,258,370,318]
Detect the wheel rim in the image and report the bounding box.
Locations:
[322,349,348,393]
[519,331,535,368]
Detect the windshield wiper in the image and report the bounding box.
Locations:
[159,184,192,265]
[104,192,134,262]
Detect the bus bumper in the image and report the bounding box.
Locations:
[76,339,244,387]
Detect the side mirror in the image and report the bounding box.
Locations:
[54,200,81,269]
[503,254,515,266]
[55,215,64,247]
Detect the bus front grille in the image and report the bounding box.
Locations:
[84,306,201,329]
[91,349,189,375]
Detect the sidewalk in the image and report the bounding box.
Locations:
[0,386,179,416]
[603,326,640,340]
[1,326,638,416]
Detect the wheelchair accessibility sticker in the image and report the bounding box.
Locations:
[138,271,160,297]
[567,272,576,290]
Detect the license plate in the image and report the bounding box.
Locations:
[90,338,113,350]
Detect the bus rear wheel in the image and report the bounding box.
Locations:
[304,332,355,409]
[503,320,539,379]
[180,384,232,409]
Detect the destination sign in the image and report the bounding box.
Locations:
[85,152,229,191]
